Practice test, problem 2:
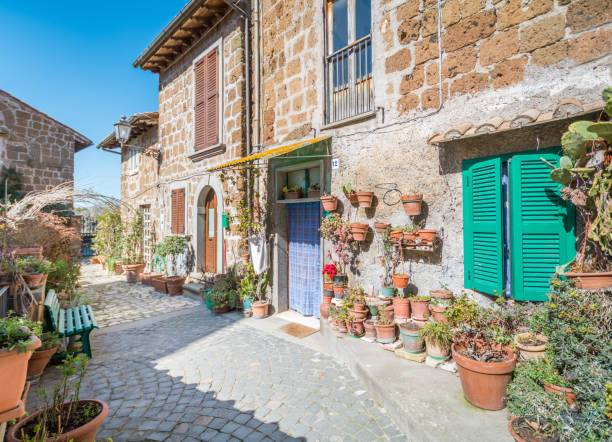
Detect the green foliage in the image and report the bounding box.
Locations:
[155,235,188,257]
[0,166,25,202]
[568,121,599,140]
[550,167,571,185]
[606,383,612,420]
[40,331,61,351]
[587,121,612,143]
[0,315,34,352]
[561,130,587,161]
[348,286,366,304]
[603,87,612,102]
[46,259,81,298]
[409,295,430,302]
[238,264,269,302]
[342,184,354,194]
[16,257,53,274]
[559,156,573,169]
[121,212,144,265]
[419,322,452,350]
[376,314,392,326]
[91,208,122,257]
[209,274,236,309]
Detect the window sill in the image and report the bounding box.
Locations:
[321,110,377,131]
[188,144,226,162]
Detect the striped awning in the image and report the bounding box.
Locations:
[207,136,330,171]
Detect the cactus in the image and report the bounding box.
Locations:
[561,131,587,160]
[550,168,571,186]
[587,122,612,144]
[568,121,599,140]
[559,156,573,169]
[603,87,612,102]
[604,98,612,118]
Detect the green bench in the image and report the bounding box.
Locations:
[44,290,98,358]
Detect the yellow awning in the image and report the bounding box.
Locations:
[207,136,330,171]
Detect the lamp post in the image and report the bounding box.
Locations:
[114,116,132,146]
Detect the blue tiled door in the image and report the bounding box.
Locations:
[287,202,322,318]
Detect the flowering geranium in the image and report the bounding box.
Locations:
[322,264,337,281]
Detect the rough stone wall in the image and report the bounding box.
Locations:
[0,91,78,192]
[261,0,611,300]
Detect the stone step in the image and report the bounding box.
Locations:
[183,282,205,295]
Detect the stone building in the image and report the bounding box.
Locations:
[0,89,92,192]
[99,0,249,274]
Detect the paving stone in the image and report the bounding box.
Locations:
[232,425,254,439]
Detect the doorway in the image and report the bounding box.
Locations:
[197,188,218,274]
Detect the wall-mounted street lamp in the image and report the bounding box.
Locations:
[110,116,159,159]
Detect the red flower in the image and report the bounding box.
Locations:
[322,264,337,279]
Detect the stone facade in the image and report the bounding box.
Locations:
[0,89,91,192]
[259,0,611,307]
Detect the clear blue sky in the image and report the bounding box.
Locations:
[0,1,187,201]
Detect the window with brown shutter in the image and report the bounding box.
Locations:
[195,47,219,150]
[171,188,185,234]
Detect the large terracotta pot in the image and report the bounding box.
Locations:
[150,276,168,293]
[410,298,430,321]
[418,229,437,242]
[430,305,448,324]
[392,274,410,288]
[22,273,47,289]
[399,324,424,353]
[165,276,186,296]
[561,271,612,290]
[113,261,124,275]
[452,342,517,410]
[514,333,547,361]
[356,191,374,208]
[389,230,403,243]
[543,382,576,407]
[140,272,163,285]
[426,341,450,360]
[364,320,377,339]
[402,232,418,244]
[375,323,396,343]
[392,297,410,319]
[347,318,365,336]
[252,300,269,318]
[27,346,58,378]
[123,263,145,283]
[320,195,338,211]
[382,304,394,321]
[350,223,369,241]
[7,399,109,442]
[0,336,41,413]
[320,295,333,319]
[400,194,422,216]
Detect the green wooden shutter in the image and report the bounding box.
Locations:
[462,157,504,295]
[509,151,575,301]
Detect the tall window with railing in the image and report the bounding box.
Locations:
[141,205,152,269]
[325,0,372,124]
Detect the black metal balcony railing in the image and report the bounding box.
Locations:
[325,35,373,124]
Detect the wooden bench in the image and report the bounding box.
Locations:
[44,290,98,358]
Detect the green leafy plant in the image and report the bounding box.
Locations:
[419,322,452,351]
[91,207,122,258]
[376,315,392,326]
[348,286,366,304]
[409,295,430,302]
[429,297,452,307]
[39,331,61,351]
[155,235,188,257]
[46,259,81,300]
[342,184,355,195]
[16,257,53,274]
[121,212,144,265]
[320,214,355,274]
[0,315,34,353]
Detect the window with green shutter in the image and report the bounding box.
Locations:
[462,149,575,301]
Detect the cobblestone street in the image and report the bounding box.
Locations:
[31,265,403,441]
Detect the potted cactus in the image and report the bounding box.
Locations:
[342,184,358,203]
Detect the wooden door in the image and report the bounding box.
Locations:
[204,191,217,273]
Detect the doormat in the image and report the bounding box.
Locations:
[277,322,318,339]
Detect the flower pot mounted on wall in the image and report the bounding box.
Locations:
[373,222,390,234]
[320,195,338,211]
[392,273,410,288]
[356,191,374,208]
[401,194,423,216]
[418,229,437,243]
[350,223,369,241]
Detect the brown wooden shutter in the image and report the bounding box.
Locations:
[205,48,219,147]
[194,58,207,151]
[171,190,179,234]
[177,188,185,234]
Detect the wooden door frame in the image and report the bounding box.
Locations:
[194,178,225,274]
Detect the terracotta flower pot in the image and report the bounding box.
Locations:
[165,276,186,296]
[364,320,377,339]
[113,261,124,275]
[22,273,47,289]
[399,323,425,353]
[402,232,418,244]
[353,302,366,311]
[348,318,365,337]
[344,191,358,204]
[373,222,390,234]
[561,271,612,290]
[140,272,163,285]
[430,305,448,324]
[348,308,368,320]
[150,276,168,293]
[392,297,410,319]
[337,320,348,333]
[241,253,250,265]
[320,195,338,211]
[430,288,453,299]
[7,399,109,442]
[320,295,333,319]
[350,223,369,241]
[392,274,410,288]
[375,323,396,343]
[308,190,321,198]
[400,194,422,216]
[323,281,333,290]
[389,230,403,242]
[27,346,58,378]
[507,417,557,442]
[543,382,576,407]
[284,191,301,199]
[383,304,394,321]
[426,341,450,360]
[356,191,374,208]
[333,285,345,298]
[514,333,547,361]
[252,300,269,318]
[123,263,145,283]
[0,336,41,413]
[418,229,437,242]
[410,298,430,321]
[452,342,517,410]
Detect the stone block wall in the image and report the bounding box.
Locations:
[0,90,85,193]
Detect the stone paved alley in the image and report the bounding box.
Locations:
[30,264,403,441]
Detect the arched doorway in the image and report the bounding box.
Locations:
[197,187,218,274]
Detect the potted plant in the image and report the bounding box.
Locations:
[430,284,453,299]
[210,283,232,314]
[420,322,452,360]
[336,308,349,333]
[364,320,377,339]
[91,207,122,270]
[402,223,421,244]
[349,222,369,241]
[322,264,337,290]
[240,264,256,315]
[283,185,301,199]
[375,315,395,343]
[373,222,390,234]
[7,355,109,442]
[165,276,186,296]
[26,320,60,379]
[379,228,400,298]
[399,322,424,353]
[342,184,357,204]
[320,215,356,282]
[392,273,410,288]
[347,316,365,337]
[543,87,612,289]
[320,193,338,211]
[429,297,451,324]
[16,256,53,289]
[121,212,145,283]
[388,227,403,243]
[382,304,394,322]
[514,333,548,361]
[355,190,374,208]
[392,290,410,320]
[0,316,41,414]
[150,275,168,293]
[251,270,270,319]
[332,282,346,299]
[307,183,321,198]
[155,235,189,281]
[409,295,430,321]
[418,228,437,242]
[400,194,423,216]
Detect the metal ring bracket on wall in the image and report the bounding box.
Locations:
[375,183,402,206]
